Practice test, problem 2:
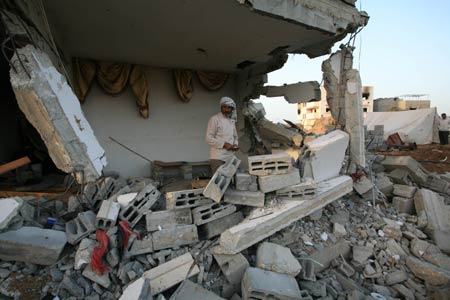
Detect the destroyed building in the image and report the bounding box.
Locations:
[2,1,450,300]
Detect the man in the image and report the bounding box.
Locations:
[206,97,239,174]
[438,113,450,145]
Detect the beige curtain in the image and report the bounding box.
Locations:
[196,71,228,91]
[173,69,194,102]
[72,59,149,118]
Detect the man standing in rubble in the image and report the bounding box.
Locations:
[206,97,239,174]
[438,113,450,145]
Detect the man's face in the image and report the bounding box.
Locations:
[443,114,447,119]
[221,105,234,117]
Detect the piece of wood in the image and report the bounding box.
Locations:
[0,156,31,175]
[0,190,72,200]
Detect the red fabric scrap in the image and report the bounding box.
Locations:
[91,230,109,275]
[118,220,141,250]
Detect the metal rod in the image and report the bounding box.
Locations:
[108,136,152,163]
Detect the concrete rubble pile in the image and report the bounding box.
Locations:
[1,144,450,299]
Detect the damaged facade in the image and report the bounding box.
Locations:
[6,1,449,300]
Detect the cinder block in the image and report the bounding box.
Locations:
[258,168,301,193]
[192,203,236,225]
[146,208,192,232]
[152,225,198,250]
[393,184,416,198]
[276,179,317,200]
[166,188,213,210]
[128,236,154,256]
[224,189,265,207]
[214,252,250,284]
[66,210,97,244]
[96,200,120,230]
[0,226,67,266]
[392,196,414,214]
[170,279,226,300]
[235,172,258,192]
[119,184,160,227]
[198,211,244,239]
[204,156,241,202]
[248,153,292,176]
[256,242,302,277]
[242,267,302,300]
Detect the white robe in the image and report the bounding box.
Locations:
[205,112,238,161]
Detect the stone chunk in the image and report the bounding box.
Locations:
[165,188,212,210]
[352,245,373,264]
[0,226,66,265]
[242,267,302,300]
[96,200,120,230]
[235,172,258,192]
[219,176,352,254]
[128,236,154,256]
[406,256,450,286]
[301,130,349,183]
[152,225,198,250]
[256,242,302,277]
[198,211,244,239]
[119,183,161,227]
[392,196,414,214]
[248,153,292,176]
[66,210,97,244]
[353,176,372,195]
[258,168,301,193]
[146,208,192,232]
[414,189,450,236]
[204,156,240,202]
[192,203,236,225]
[393,184,417,198]
[276,178,317,200]
[75,238,96,270]
[384,270,407,285]
[170,280,225,300]
[0,198,22,230]
[224,189,265,207]
[213,252,249,284]
[82,264,111,288]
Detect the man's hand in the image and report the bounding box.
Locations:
[223,142,233,150]
[231,144,239,151]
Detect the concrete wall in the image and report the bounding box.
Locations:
[82,67,237,178]
[373,98,430,112]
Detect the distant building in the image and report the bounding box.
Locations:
[373,95,430,112]
[297,86,374,129]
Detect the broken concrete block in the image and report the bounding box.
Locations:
[353,176,373,195]
[414,189,450,236]
[117,192,138,208]
[75,238,96,270]
[393,184,416,198]
[198,211,244,240]
[235,172,258,192]
[432,230,450,254]
[213,252,249,284]
[10,45,106,182]
[224,189,265,207]
[406,256,450,286]
[352,245,373,264]
[384,270,407,285]
[66,210,97,244]
[242,267,302,300]
[276,178,317,200]
[257,118,303,147]
[119,183,160,227]
[96,200,120,230]
[248,153,292,176]
[301,130,349,183]
[256,242,302,277]
[192,203,236,225]
[386,239,407,258]
[166,188,212,210]
[82,264,111,288]
[310,240,351,273]
[387,168,413,185]
[382,156,428,185]
[392,196,415,214]
[61,275,85,298]
[333,222,347,237]
[146,208,192,232]
[152,225,198,250]
[258,168,301,193]
[299,280,326,297]
[128,236,154,256]
[170,280,225,300]
[411,239,450,270]
[423,174,450,194]
[375,173,394,195]
[219,176,352,254]
[0,226,66,265]
[204,156,241,202]
[106,248,120,268]
[0,198,22,230]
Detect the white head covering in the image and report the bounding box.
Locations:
[220,96,236,108]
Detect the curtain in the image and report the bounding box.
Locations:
[196,71,228,91]
[173,69,194,102]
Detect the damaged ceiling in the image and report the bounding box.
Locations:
[43,0,367,72]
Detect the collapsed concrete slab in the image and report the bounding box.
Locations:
[119,253,200,298]
[301,130,349,183]
[219,176,352,254]
[0,226,67,265]
[257,118,303,147]
[9,45,106,182]
[262,81,320,104]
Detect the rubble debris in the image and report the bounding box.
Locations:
[301,130,349,182]
[146,208,192,232]
[170,280,226,300]
[203,156,241,202]
[256,242,302,276]
[198,211,244,240]
[0,226,67,265]
[0,198,22,230]
[152,224,199,250]
[10,45,106,182]
[406,256,450,286]
[65,210,97,244]
[119,183,160,227]
[213,252,249,284]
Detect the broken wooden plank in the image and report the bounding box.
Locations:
[0,156,31,175]
[0,190,72,200]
